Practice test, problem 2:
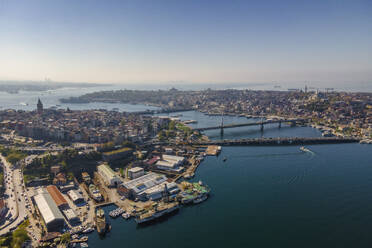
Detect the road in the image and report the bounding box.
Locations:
[0,154,29,235]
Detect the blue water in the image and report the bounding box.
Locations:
[90,142,372,248]
[86,110,372,248]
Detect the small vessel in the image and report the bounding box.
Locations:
[300,146,312,153]
[222,157,227,162]
[80,242,89,248]
[82,227,94,234]
[89,184,103,202]
[95,208,107,235]
[109,208,125,218]
[122,212,131,219]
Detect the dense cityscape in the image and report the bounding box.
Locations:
[1,0,372,247]
[0,87,371,247]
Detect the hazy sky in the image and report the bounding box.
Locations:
[0,0,371,84]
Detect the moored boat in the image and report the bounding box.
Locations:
[95,208,107,235]
[135,202,179,224]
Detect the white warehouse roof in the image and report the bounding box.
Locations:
[34,192,64,226]
[67,190,83,202]
[123,172,167,194]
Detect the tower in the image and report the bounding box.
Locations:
[37,98,43,114]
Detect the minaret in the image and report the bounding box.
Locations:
[37,98,43,114]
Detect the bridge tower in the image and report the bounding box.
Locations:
[260,118,264,132]
[220,113,224,136]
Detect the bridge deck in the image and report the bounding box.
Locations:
[194,119,305,131]
[193,137,359,146]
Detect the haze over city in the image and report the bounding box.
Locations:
[0,0,371,85]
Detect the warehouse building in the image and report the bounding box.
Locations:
[122,172,167,200]
[155,154,185,172]
[62,208,80,226]
[46,185,69,210]
[33,191,65,232]
[128,167,144,180]
[144,181,181,201]
[97,163,122,187]
[67,190,85,206]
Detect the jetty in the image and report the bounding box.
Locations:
[193,137,360,146]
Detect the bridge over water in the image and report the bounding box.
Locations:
[193,118,307,132]
[193,137,359,146]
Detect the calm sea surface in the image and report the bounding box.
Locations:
[90,111,372,248]
[1,87,372,247]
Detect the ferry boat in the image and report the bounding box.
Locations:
[89,184,103,202]
[95,208,107,235]
[135,202,179,224]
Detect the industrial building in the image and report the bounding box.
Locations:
[144,182,180,201]
[62,208,80,225]
[33,191,65,232]
[67,190,85,206]
[46,185,69,209]
[128,167,145,180]
[97,163,122,187]
[155,154,185,172]
[122,172,167,200]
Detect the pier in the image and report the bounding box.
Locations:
[193,137,360,146]
[194,118,306,132]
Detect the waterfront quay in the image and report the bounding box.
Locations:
[196,137,360,146]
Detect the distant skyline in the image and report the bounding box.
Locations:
[0,0,371,85]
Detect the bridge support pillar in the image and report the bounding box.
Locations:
[220,127,224,136]
[260,123,264,132]
[278,121,281,128]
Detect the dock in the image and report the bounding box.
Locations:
[205,145,220,155]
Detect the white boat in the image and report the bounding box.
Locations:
[122,212,131,219]
[82,227,94,234]
[80,242,89,248]
[300,146,312,153]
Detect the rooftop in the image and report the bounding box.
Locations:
[97,163,117,179]
[34,191,64,224]
[46,185,68,207]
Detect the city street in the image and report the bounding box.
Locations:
[0,154,28,235]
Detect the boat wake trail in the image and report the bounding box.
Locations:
[235,152,302,159]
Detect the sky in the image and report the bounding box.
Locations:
[0,0,371,85]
